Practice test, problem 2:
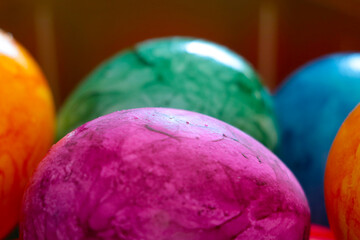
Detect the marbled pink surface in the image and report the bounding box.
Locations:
[21,108,310,240]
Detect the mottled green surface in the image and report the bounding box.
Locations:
[57,37,278,150]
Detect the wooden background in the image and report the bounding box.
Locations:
[1,0,360,108]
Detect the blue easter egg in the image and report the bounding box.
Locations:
[274,53,360,225]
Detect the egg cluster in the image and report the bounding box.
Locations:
[2,30,358,240]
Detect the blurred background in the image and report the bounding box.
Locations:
[1,0,360,109]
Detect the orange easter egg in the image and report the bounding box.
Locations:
[325,104,360,240]
[0,30,55,238]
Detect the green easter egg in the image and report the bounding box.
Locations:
[57,37,278,150]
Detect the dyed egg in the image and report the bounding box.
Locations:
[56,37,278,150]
[309,225,335,240]
[0,30,55,238]
[22,108,309,240]
[274,53,360,225]
[325,104,360,239]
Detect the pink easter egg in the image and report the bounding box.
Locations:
[21,108,310,240]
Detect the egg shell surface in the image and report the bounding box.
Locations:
[56,37,278,150]
[274,53,360,225]
[0,30,55,238]
[325,104,360,240]
[22,108,309,240]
